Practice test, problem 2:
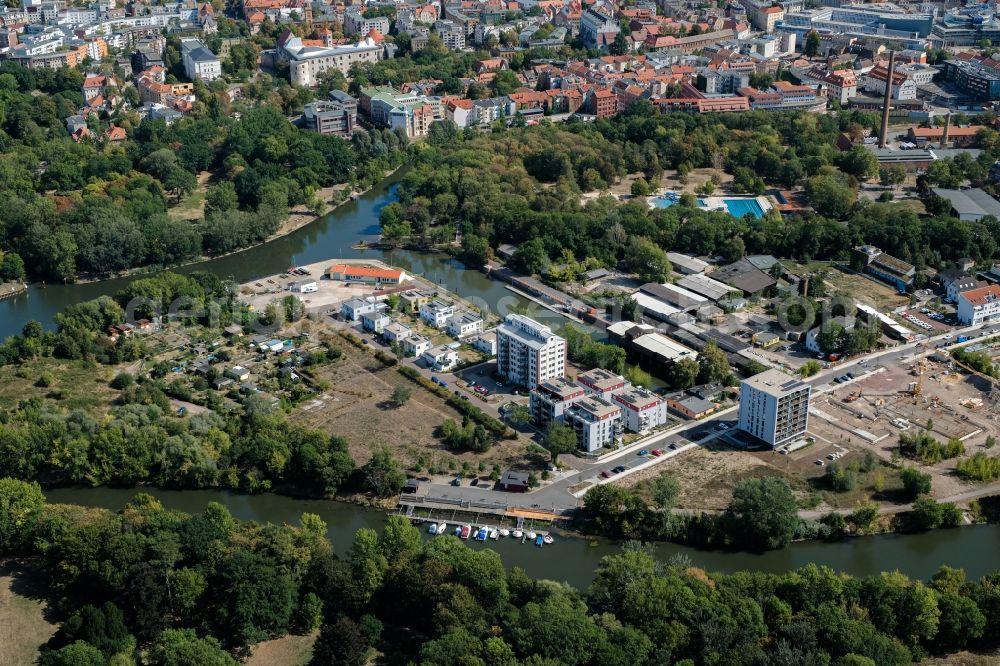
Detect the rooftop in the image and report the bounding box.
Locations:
[742,369,809,397]
[577,368,627,392]
[632,332,698,362]
[931,187,1000,220]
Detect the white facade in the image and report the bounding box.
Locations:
[496,314,566,390]
[612,387,669,433]
[403,335,431,357]
[447,311,484,338]
[565,396,623,452]
[382,322,412,343]
[530,377,586,428]
[421,345,459,371]
[957,285,1000,325]
[420,299,456,328]
[738,369,811,447]
[181,39,221,81]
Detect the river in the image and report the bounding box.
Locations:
[44,486,1000,589]
[9,171,1000,588]
[0,170,567,340]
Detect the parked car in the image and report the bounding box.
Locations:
[612,465,626,474]
[638,449,649,456]
[651,449,664,456]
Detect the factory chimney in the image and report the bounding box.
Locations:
[941,112,952,148]
[879,50,895,149]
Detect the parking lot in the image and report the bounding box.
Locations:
[899,308,954,333]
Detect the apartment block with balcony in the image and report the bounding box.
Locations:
[612,387,669,433]
[576,368,628,400]
[530,377,586,428]
[565,396,624,452]
[496,314,566,390]
[738,369,811,447]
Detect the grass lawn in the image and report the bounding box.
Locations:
[246,632,317,666]
[0,358,118,414]
[167,171,212,221]
[0,561,58,666]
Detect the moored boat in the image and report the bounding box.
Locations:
[499,528,510,537]
[437,522,447,535]
[535,535,544,547]
[542,534,554,545]
[527,531,537,540]
[512,529,523,538]
[489,529,499,540]
[427,523,438,535]
[475,527,488,541]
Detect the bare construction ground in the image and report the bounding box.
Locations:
[811,356,1000,499]
[298,342,530,473]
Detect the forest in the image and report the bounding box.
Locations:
[385,108,1000,281]
[2,480,999,666]
[0,62,409,282]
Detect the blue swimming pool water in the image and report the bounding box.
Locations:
[719,198,765,219]
[651,196,765,219]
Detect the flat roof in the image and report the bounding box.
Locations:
[712,258,777,294]
[631,332,698,362]
[633,291,681,319]
[676,273,734,301]
[742,368,808,397]
[932,187,1000,220]
[666,252,709,273]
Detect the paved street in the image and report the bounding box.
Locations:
[408,321,998,515]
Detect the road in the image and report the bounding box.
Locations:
[409,321,999,515]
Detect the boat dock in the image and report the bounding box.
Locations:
[395,494,565,539]
[0,282,27,301]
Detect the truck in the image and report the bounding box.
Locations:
[957,335,969,343]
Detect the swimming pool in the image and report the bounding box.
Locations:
[715,198,766,219]
[649,196,768,219]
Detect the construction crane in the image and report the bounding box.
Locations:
[911,342,929,397]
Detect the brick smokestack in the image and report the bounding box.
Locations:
[879,50,895,149]
[941,112,951,148]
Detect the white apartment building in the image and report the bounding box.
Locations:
[447,311,484,338]
[496,314,566,390]
[421,345,459,371]
[576,368,628,400]
[530,376,586,428]
[420,299,456,328]
[180,38,221,81]
[957,284,1000,325]
[402,334,431,357]
[565,396,623,452]
[738,369,811,447]
[612,387,669,433]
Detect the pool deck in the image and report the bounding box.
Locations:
[647,193,773,219]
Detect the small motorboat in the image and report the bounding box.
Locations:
[499,528,510,537]
[437,522,447,535]
[489,529,499,540]
[454,526,462,537]
[543,535,554,545]
[535,535,544,547]
[459,525,471,539]
[427,523,438,535]
[475,527,488,541]
[512,529,523,538]
[527,531,537,540]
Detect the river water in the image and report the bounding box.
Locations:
[8,171,1000,587]
[0,170,564,340]
[44,486,1000,589]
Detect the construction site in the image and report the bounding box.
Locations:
[808,344,1000,493]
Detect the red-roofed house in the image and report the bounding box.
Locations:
[105,125,127,143]
[957,283,1000,324]
[589,87,617,117]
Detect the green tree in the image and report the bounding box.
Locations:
[697,341,732,385]
[900,467,932,500]
[390,385,411,406]
[310,616,368,666]
[360,448,406,497]
[725,477,799,550]
[512,238,548,275]
[804,30,821,57]
[543,421,578,461]
[627,237,672,282]
[0,477,44,551]
[665,357,700,389]
[147,629,236,666]
[800,360,822,377]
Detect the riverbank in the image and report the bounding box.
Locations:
[47,169,402,289]
[40,485,1000,586]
